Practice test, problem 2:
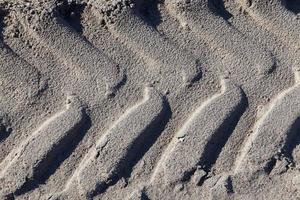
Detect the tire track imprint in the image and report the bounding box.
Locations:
[89,0,202,86]
[0,95,88,199]
[165,0,276,76]
[0,0,298,199]
[47,86,170,200]
[234,70,300,174]
[17,8,125,96]
[128,78,247,199]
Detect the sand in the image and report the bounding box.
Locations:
[0,0,300,199]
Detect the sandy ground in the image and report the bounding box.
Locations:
[0,0,300,199]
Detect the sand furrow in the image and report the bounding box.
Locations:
[0,41,42,111]
[150,78,246,187]
[89,0,202,85]
[0,95,87,199]
[47,86,168,199]
[165,0,275,76]
[19,11,125,95]
[0,0,298,199]
[237,0,300,48]
[234,70,300,174]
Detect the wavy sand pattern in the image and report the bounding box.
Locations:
[0,0,299,199]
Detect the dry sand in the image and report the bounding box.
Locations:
[0,0,300,199]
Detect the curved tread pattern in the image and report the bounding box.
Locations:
[165,0,275,75]
[151,78,246,186]
[0,0,298,199]
[0,95,86,199]
[90,0,202,84]
[21,11,125,95]
[234,71,300,174]
[48,87,167,199]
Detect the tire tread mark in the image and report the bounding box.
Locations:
[48,87,168,199]
[150,78,246,186]
[90,1,202,84]
[19,12,125,95]
[165,0,275,75]
[234,71,300,174]
[0,95,87,199]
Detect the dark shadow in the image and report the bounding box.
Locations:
[141,191,151,200]
[208,0,233,21]
[200,90,248,171]
[263,114,300,174]
[0,123,11,142]
[284,0,300,14]
[56,1,87,33]
[135,0,163,28]
[0,114,11,142]
[226,176,234,193]
[264,157,277,174]
[90,98,172,198]
[182,89,248,184]
[282,116,300,161]
[4,193,15,200]
[0,8,7,39]
[14,112,91,196]
[122,98,171,179]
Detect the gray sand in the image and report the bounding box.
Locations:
[0,0,300,199]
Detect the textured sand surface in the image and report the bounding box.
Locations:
[0,0,300,199]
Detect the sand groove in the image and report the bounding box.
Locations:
[0,41,42,110]
[47,87,168,199]
[150,78,246,187]
[234,70,300,174]
[90,0,202,85]
[237,0,300,48]
[165,0,275,76]
[20,11,125,95]
[0,95,87,199]
[0,0,298,199]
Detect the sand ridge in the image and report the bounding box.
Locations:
[0,0,300,199]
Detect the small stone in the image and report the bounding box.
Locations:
[192,168,207,185]
[174,183,184,192]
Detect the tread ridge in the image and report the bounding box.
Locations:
[90,1,202,84]
[150,78,246,187]
[0,95,87,199]
[165,0,275,75]
[20,11,125,95]
[48,87,168,199]
[234,71,300,174]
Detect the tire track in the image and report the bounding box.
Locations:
[0,95,88,199]
[234,70,300,174]
[149,78,246,188]
[89,0,202,85]
[238,0,300,48]
[0,1,298,199]
[0,41,43,111]
[47,87,169,200]
[18,10,125,96]
[165,0,275,76]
